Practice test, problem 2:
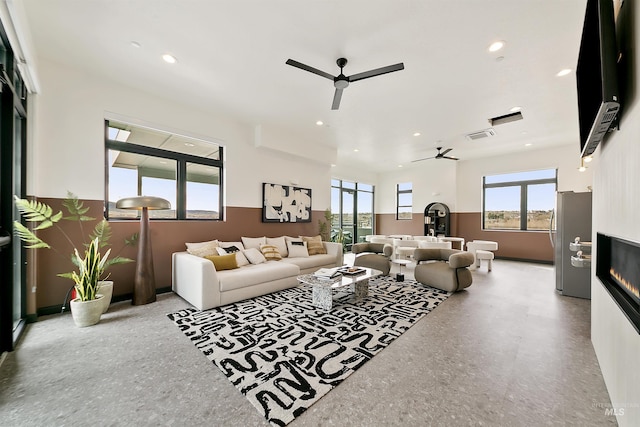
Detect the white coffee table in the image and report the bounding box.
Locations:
[392,259,411,282]
[298,267,382,311]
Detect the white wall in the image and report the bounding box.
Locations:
[376,159,457,214]
[29,58,332,209]
[591,4,640,419]
[456,144,593,213]
[372,144,592,216]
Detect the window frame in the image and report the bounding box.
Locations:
[104,120,224,221]
[396,182,412,220]
[482,170,557,231]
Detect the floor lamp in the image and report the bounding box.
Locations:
[116,196,171,305]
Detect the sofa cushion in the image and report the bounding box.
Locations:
[266,236,288,257]
[241,236,266,250]
[287,240,309,258]
[217,262,299,291]
[260,244,282,261]
[185,240,219,257]
[301,235,327,255]
[282,253,336,270]
[243,247,267,264]
[204,253,238,271]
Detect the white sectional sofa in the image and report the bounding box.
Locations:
[172,239,343,310]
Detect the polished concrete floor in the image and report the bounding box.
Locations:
[0,259,617,426]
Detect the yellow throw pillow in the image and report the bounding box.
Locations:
[204,253,238,271]
[260,244,282,261]
[301,235,327,255]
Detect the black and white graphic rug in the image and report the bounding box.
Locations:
[168,277,450,426]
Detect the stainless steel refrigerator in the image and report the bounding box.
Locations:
[551,191,592,299]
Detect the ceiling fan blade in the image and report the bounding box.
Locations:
[411,156,436,163]
[331,88,343,110]
[349,63,404,82]
[286,59,335,80]
[442,156,459,161]
[440,148,452,156]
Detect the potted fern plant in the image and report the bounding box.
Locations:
[13,192,136,326]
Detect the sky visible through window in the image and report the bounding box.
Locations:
[485,169,556,211]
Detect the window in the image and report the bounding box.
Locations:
[483,169,557,230]
[105,120,223,220]
[397,182,412,220]
[331,180,375,245]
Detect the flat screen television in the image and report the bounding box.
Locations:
[576,0,620,158]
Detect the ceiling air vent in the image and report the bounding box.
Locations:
[489,111,523,126]
[466,128,496,141]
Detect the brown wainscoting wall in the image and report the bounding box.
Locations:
[26,197,328,314]
[376,212,553,262]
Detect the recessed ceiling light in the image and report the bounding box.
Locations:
[131,41,141,48]
[583,155,593,163]
[316,120,323,126]
[330,164,336,167]
[353,149,359,152]
[556,68,571,77]
[159,160,168,164]
[184,142,195,147]
[398,164,403,168]
[525,143,532,147]
[488,41,505,52]
[510,106,522,112]
[162,54,177,64]
[413,132,421,137]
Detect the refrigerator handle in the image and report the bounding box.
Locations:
[549,209,555,248]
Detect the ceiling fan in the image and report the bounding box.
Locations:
[412,147,459,162]
[285,57,404,110]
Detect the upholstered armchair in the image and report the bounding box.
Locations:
[351,242,393,275]
[413,248,475,292]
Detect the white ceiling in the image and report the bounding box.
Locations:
[20,0,588,172]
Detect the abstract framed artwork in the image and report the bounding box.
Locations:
[262,182,312,223]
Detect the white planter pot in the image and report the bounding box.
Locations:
[70,295,104,327]
[97,281,114,314]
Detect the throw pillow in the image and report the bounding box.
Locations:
[241,236,266,250]
[243,247,267,264]
[287,240,309,258]
[204,253,238,271]
[266,236,288,257]
[260,244,282,261]
[301,235,327,255]
[185,240,219,257]
[216,246,250,267]
[218,241,246,251]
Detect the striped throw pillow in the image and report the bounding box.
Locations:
[260,244,282,261]
[301,235,326,255]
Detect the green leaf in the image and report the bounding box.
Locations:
[62,191,94,221]
[125,233,139,246]
[104,256,134,267]
[34,220,53,230]
[13,221,51,249]
[89,220,112,248]
[14,196,62,226]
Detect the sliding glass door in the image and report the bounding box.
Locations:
[0,28,28,353]
[331,180,375,251]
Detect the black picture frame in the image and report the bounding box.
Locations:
[262,183,312,223]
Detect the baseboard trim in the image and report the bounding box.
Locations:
[496,256,553,265]
[36,287,175,318]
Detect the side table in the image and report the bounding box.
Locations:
[392,259,411,282]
